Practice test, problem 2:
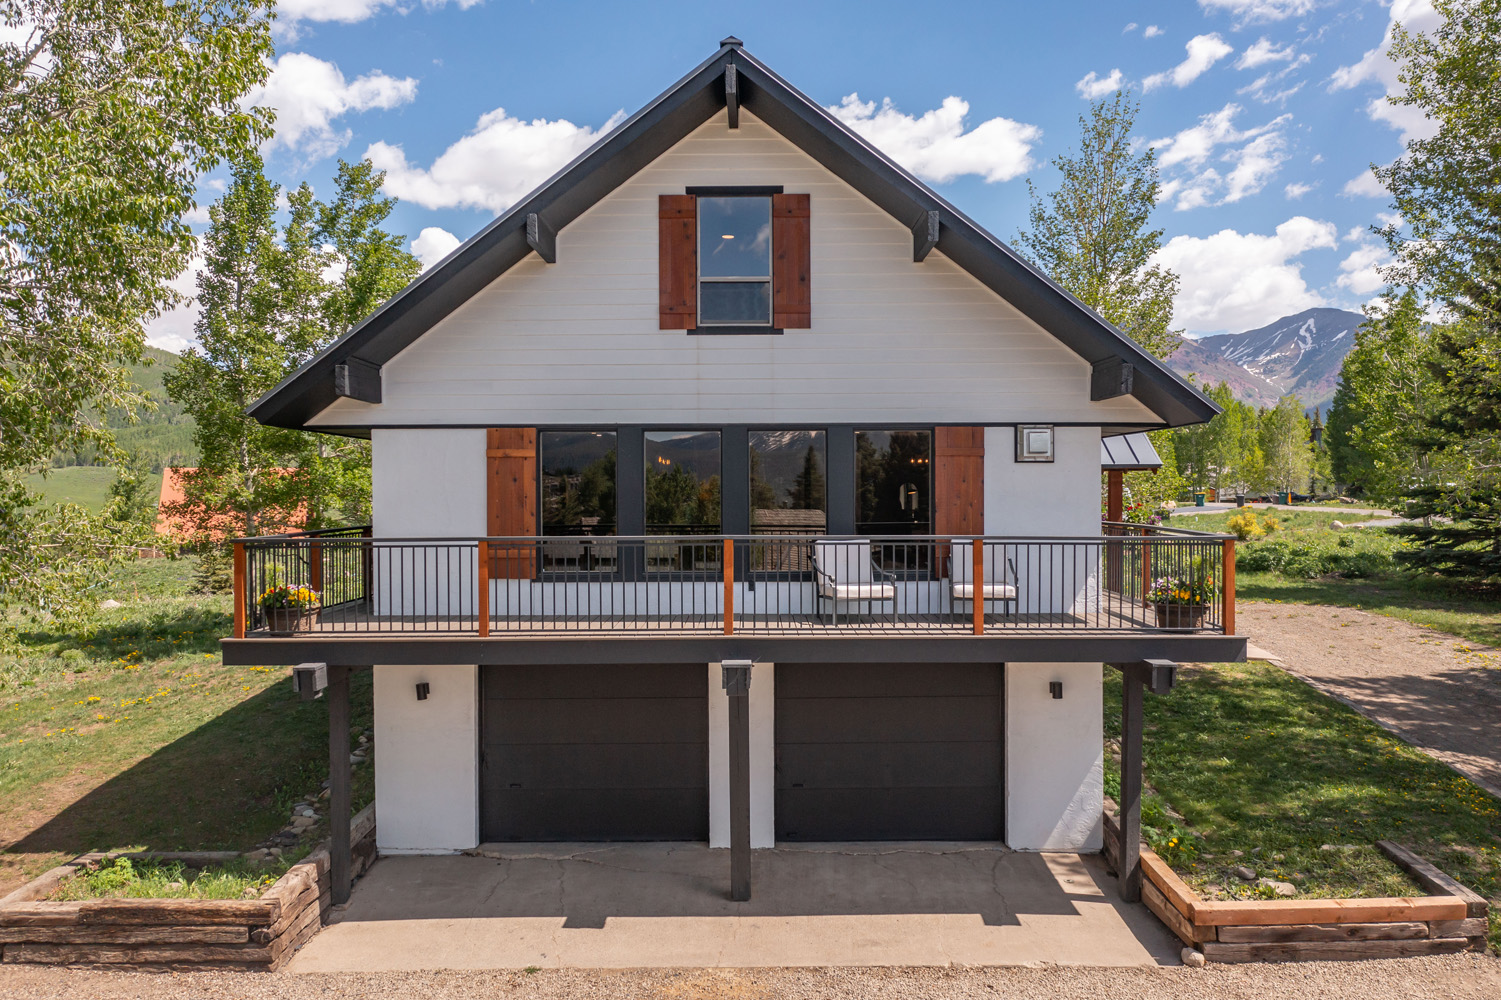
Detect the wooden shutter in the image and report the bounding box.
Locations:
[772,193,811,328]
[659,195,697,329]
[935,427,985,539]
[487,428,537,578]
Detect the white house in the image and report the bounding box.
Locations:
[224,38,1243,904]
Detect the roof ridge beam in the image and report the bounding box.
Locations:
[725,63,739,129]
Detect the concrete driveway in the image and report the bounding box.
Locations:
[287,843,1179,971]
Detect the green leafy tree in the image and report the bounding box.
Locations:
[1171,382,1264,495]
[789,445,827,511]
[164,158,420,544]
[1370,0,1501,582]
[0,0,272,618]
[1260,395,1313,495]
[1326,291,1436,498]
[1016,90,1182,360]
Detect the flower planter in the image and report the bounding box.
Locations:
[1152,602,1208,630]
[264,608,316,635]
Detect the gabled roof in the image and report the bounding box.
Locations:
[1100,433,1163,471]
[249,38,1218,432]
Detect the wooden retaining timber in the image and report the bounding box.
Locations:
[1103,810,1490,962]
[0,804,375,971]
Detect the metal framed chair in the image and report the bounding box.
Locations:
[948,540,1018,618]
[811,539,897,624]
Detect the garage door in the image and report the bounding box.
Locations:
[480,664,708,842]
[775,662,1003,841]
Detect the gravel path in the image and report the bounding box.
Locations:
[1240,601,1501,795]
[0,956,1499,999]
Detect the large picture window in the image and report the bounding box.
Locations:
[750,430,826,534]
[644,430,722,534]
[540,431,617,571]
[697,196,771,326]
[856,430,932,535]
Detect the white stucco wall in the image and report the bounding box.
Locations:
[373,664,480,853]
[1005,661,1104,851]
[372,428,487,538]
[708,662,775,849]
[988,426,1104,850]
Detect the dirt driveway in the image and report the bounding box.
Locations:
[1239,601,1501,795]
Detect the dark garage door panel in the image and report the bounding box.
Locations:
[775,662,1003,842]
[480,664,708,842]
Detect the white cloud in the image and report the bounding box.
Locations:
[1143,34,1235,91]
[1329,0,1441,143]
[1223,130,1287,202]
[275,0,484,39]
[1238,37,1297,69]
[143,250,205,354]
[1198,0,1316,25]
[1076,69,1124,99]
[1152,216,1337,332]
[828,94,1041,184]
[366,107,626,213]
[1342,170,1387,198]
[1284,181,1313,199]
[1336,242,1391,296]
[1123,22,1138,33]
[1144,25,1164,38]
[1150,103,1291,206]
[182,205,212,225]
[249,52,417,161]
[412,227,462,270]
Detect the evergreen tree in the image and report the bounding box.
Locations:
[1016,90,1182,360]
[789,445,826,511]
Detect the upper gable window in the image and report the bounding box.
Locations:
[697,196,772,326]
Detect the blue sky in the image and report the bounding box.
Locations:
[147,0,1436,350]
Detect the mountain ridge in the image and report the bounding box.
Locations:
[1167,307,1364,413]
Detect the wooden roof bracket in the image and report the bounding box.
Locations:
[912,209,939,262]
[725,62,739,129]
[333,358,381,404]
[526,212,557,263]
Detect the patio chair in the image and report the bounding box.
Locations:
[948,540,1018,617]
[811,540,897,624]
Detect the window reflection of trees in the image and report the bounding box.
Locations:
[540,432,617,572]
[856,430,932,573]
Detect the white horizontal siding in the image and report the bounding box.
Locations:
[312,109,1156,429]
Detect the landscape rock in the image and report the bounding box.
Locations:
[1181,947,1206,968]
[99,599,123,609]
[1227,849,1244,858]
[1231,865,1257,881]
[290,816,317,829]
[1331,520,1344,530]
[1259,878,1297,897]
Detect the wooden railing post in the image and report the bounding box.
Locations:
[972,538,985,635]
[232,542,246,639]
[477,540,490,638]
[308,539,323,596]
[723,539,734,635]
[1222,538,1236,635]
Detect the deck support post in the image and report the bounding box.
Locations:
[722,660,753,901]
[232,542,246,639]
[1112,658,1177,904]
[1105,471,1124,594]
[1118,663,1144,902]
[328,664,353,906]
[1222,538,1236,635]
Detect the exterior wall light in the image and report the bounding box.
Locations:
[415,682,430,701]
[1049,681,1064,700]
[1016,425,1055,463]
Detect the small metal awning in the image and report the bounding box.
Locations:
[1101,432,1162,472]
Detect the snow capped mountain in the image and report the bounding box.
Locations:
[1167,307,1364,413]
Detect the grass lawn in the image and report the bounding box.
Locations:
[0,556,371,895]
[21,466,163,514]
[1106,660,1501,950]
[1169,509,1391,531]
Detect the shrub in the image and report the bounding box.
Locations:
[1236,538,1398,579]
